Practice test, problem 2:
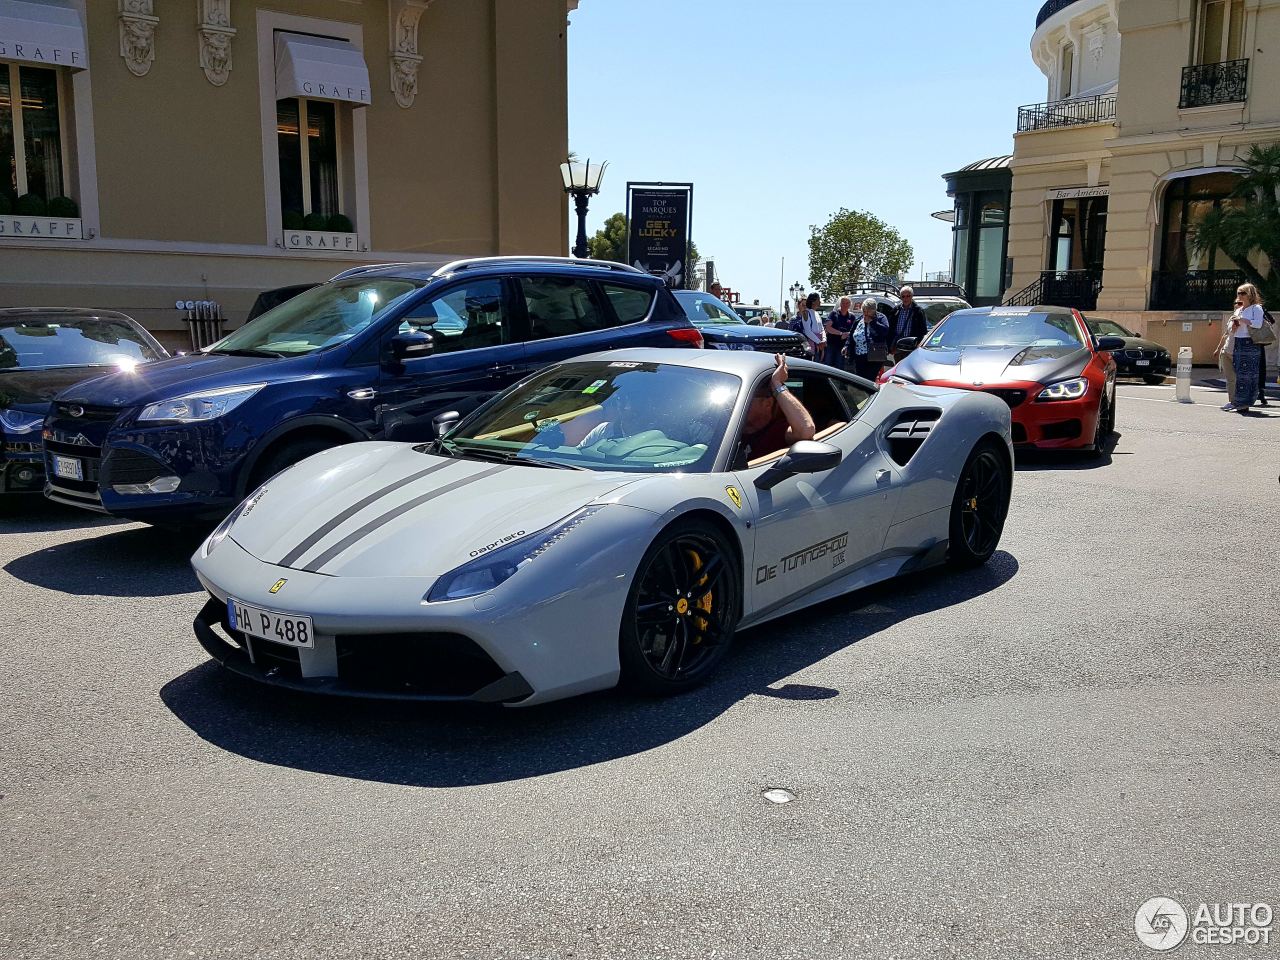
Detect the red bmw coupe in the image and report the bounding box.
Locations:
[880,305,1125,457]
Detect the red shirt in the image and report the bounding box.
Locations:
[744,413,790,460]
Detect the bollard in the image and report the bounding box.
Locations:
[1175,346,1193,403]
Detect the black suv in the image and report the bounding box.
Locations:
[44,257,703,525]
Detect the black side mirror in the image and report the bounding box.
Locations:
[754,440,842,490]
[389,330,434,363]
[1095,335,1126,352]
[432,410,461,439]
[896,337,919,352]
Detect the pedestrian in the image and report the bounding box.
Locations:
[793,292,826,359]
[1214,314,1237,410]
[849,297,890,381]
[1256,312,1275,407]
[824,297,855,368]
[1228,283,1268,414]
[889,285,928,358]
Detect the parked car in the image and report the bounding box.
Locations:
[882,304,1124,457]
[245,284,316,323]
[43,257,703,525]
[672,291,805,356]
[1,308,167,499]
[914,296,972,329]
[734,305,775,326]
[191,348,1012,705]
[1084,316,1170,383]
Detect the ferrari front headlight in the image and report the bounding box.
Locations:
[425,506,604,602]
[1036,377,1088,401]
[202,484,268,557]
[140,384,265,423]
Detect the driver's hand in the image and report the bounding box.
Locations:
[771,354,788,389]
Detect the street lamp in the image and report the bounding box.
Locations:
[561,157,608,259]
[788,281,804,312]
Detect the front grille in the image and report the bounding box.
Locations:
[52,402,122,423]
[43,436,103,501]
[1123,348,1160,360]
[753,336,803,352]
[983,388,1028,408]
[1041,419,1082,440]
[4,441,40,455]
[334,633,506,696]
[101,448,171,486]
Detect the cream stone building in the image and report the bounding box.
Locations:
[0,0,574,350]
[948,0,1279,360]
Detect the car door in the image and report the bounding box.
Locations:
[732,373,901,615]
[514,274,633,375]
[375,277,521,441]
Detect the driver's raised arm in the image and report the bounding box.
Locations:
[770,355,815,442]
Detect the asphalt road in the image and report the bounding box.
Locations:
[2,380,1277,959]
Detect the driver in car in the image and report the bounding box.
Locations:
[740,354,815,460]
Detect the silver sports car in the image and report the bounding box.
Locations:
[191,349,1013,706]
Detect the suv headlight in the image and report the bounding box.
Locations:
[425,506,604,602]
[1036,377,1088,401]
[139,384,265,423]
[0,409,43,434]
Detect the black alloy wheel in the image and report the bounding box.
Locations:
[947,441,1010,569]
[619,519,741,695]
[1087,389,1114,459]
[250,436,340,487]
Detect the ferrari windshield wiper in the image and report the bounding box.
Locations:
[448,441,587,470]
[208,347,288,359]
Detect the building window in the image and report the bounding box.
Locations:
[0,63,70,212]
[1196,0,1245,64]
[277,97,345,230]
[1059,42,1074,98]
[1048,196,1107,274]
[1159,172,1243,274]
[974,198,1007,300]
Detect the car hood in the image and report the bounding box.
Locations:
[227,442,643,579]
[55,352,316,408]
[1111,336,1167,353]
[0,367,120,409]
[897,343,1090,386]
[698,324,802,343]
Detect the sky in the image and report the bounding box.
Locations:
[567,0,1049,308]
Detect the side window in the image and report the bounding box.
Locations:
[521,277,610,339]
[789,374,845,433]
[830,377,874,419]
[599,283,654,325]
[689,297,736,323]
[399,279,506,354]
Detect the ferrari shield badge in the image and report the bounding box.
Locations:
[725,486,743,510]
[269,578,287,594]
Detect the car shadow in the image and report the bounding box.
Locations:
[1014,431,1121,471]
[159,551,1019,788]
[0,495,131,534]
[4,522,204,597]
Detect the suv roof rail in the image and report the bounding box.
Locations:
[434,255,648,277]
[328,261,440,282]
[846,281,901,297]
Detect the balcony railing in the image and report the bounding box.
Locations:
[1179,59,1249,109]
[1017,93,1117,132]
[1150,269,1245,311]
[1036,0,1085,28]
[1005,270,1101,311]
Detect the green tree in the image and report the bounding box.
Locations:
[1192,143,1280,304]
[807,208,914,299]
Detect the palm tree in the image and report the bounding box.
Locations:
[1191,143,1280,303]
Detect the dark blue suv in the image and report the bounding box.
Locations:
[43,257,703,525]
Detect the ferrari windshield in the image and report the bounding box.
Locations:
[210,278,422,356]
[442,360,742,473]
[0,317,164,371]
[924,310,1084,349]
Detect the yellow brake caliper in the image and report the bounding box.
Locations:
[687,549,713,641]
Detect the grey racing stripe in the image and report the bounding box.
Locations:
[278,459,460,568]
[301,464,510,573]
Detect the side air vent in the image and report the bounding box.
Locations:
[885,409,942,466]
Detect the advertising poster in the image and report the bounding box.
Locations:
[625,183,692,288]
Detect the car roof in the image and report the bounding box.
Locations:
[0,306,142,325]
[947,304,1077,318]
[559,347,835,378]
[329,256,665,287]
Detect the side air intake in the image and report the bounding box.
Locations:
[886,410,942,466]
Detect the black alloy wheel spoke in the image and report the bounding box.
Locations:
[636,601,675,624]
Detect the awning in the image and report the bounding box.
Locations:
[0,0,87,70]
[275,32,371,106]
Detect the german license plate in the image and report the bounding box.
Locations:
[1136,359,1150,366]
[228,598,314,649]
[52,455,83,481]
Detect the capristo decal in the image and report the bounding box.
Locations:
[756,532,849,584]
[470,531,527,558]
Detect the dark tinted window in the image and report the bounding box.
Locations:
[599,283,654,325]
[521,277,610,339]
[830,377,874,418]
[400,279,506,354]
